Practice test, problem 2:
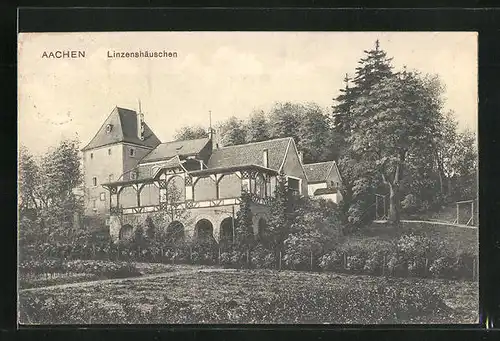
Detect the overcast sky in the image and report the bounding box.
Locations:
[18,32,477,155]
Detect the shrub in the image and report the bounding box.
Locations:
[407,257,426,277]
[396,233,430,260]
[190,243,217,265]
[250,244,276,269]
[220,249,247,268]
[429,257,450,278]
[363,251,384,275]
[386,254,406,277]
[318,251,343,272]
[345,254,365,273]
[163,247,189,264]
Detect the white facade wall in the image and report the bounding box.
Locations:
[307,182,327,196]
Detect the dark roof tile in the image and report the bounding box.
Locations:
[82,107,161,151]
[304,161,335,183]
[206,137,291,171]
[140,138,210,163]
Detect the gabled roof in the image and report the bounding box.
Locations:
[304,161,336,183]
[139,138,211,164]
[82,107,161,151]
[206,137,292,171]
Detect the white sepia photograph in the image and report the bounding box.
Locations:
[17,31,478,324]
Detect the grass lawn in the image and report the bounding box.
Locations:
[18,265,478,325]
[352,221,478,255]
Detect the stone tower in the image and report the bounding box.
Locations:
[81,106,161,216]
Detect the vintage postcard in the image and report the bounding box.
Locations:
[17,31,478,324]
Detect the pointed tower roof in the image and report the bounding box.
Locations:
[82,106,161,151]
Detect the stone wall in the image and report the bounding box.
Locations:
[109,202,271,243]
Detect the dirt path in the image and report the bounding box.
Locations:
[373,219,477,229]
[20,267,236,293]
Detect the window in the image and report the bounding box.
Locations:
[129,148,136,157]
[92,177,97,187]
[254,174,266,198]
[108,148,112,155]
[90,153,93,160]
[130,172,137,180]
[106,124,113,133]
[242,181,249,193]
[288,177,300,195]
[100,192,106,201]
[108,174,114,182]
[92,199,97,208]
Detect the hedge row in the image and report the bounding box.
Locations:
[20,232,477,281]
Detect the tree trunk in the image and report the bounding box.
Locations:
[387,182,400,225]
[434,150,445,196]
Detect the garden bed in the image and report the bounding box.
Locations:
[19,260,145,289]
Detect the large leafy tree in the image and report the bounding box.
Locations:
[216,116,247,147]
[246,109,270,143]
[174,125,208,141]
[268,102,303,144]
[434,110,477,202]
[18,139,84,238]
[18,146,41,215]
[297,103,337,163]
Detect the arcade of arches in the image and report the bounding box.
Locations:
[118,216,267,244]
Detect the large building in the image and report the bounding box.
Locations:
[82,106,342,242]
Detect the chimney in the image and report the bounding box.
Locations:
[298,151,304,164]
[263,149,269,168]
[208,127,218,150]
[137,101,145,140]
[208,110,218,149]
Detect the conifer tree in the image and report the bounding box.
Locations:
[266,172,293,250]
[332,73,356,136]
[331,40,396,227]
[353,39,394,93]
[234,191,254,248]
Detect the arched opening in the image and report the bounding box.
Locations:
[166,221,185,244]
[219,217,234,244]
[166,175,185,203]
[195,219,215,243]
[258,218,268,242]
[119,224,134,241]
[254,174,266,198]
[119,186,137,208]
